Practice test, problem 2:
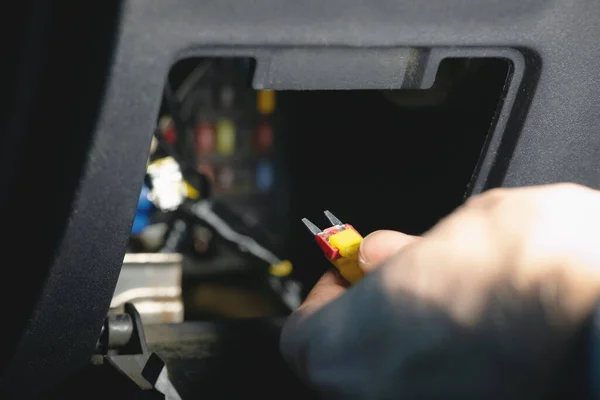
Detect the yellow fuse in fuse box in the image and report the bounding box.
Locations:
[257,90,276,115]
[216,119,236,155]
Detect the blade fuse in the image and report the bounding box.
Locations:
[302,211,364,284]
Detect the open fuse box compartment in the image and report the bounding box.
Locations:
[151,54,514,289]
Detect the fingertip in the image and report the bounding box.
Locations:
[359,230,419,272]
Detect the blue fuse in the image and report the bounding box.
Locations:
[132,184,154,235]
[131,214,150,235]
[256,160,274,191]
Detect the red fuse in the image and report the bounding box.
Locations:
[254,121,273,153]
[159,116,177,144]
[195,122,214,155]
[164,126,176,144]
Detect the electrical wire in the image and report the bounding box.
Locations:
[190,201,281,266]
[185,200,300,311]
[159,219,186,253]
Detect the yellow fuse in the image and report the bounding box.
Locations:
[216,119,236,155]
[328,229,362,258]
[257,90,276,115]
[328,229,363,284]
[332,256,363,285]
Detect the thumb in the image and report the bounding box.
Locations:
[358,230,419,272]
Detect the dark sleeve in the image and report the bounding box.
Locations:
[558,305,600,399]
[281,265,600,400]
[589,306,600,398]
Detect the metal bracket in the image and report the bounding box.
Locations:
[53,303,180,399]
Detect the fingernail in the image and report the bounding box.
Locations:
[358,230,417,271]
[357,234,376,267]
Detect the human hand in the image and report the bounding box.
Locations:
[281,184,600,399]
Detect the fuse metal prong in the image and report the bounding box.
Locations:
[302,218,322,235]
[323,210,343,226]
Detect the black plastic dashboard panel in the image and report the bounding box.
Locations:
[4,0,600,397]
